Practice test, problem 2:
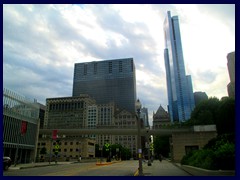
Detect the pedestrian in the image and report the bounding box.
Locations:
[79,155,81,162]
[151,156,154,162]
[159,154,162,162]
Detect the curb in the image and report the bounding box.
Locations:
[96,162,113,166]
[181,165,235,176]
[96,161,121,166]
[134,169,139,176]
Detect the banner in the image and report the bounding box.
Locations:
[52,129,58,140]
[21,120,28,135]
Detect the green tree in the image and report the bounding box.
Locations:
[189,97,220,125]
[40,147,47,155]
[153,135,170,158]
[216,97,235,135]
[95,144,101,157]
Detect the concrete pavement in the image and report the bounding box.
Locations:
[134,159,191,176]
[134,159,235,176]
[8,161,74,170]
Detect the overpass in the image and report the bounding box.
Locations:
[39,126,193,136]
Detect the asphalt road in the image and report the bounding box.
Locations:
[3,161,138,176]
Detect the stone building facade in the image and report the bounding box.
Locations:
[170,125,217,162]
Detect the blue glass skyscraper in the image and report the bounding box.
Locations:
[72,58,136,113]
[163,11,195,122]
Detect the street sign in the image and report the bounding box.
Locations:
[55,144,60,149]
[105,143,110,148]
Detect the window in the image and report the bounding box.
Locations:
[94,63,97,74]
[88,142,94,146]
[84,64,87,75]
[185,145,199,155]
[119,61,122,72]
[109,62,112,73]
[131,60,134,72]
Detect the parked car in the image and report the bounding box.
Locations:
[3,157,12,170]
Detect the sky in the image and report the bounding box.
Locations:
[3,4,235,126]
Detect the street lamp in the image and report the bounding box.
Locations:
[135,99,143,176]
[99,146,103,163]
[78,141,81,162]
[147,128,151,166]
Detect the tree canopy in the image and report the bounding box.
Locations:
[184,97,235,135]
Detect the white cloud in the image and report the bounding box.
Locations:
[3,4,235,126]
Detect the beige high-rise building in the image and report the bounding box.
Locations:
[39,95,97,160]
[113,109,138,158]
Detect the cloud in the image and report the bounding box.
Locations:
[3,4,234,126]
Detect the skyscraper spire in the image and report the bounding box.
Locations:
[163,11,195,122]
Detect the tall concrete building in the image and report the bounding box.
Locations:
[194,91,208,106]
[141,107,149,127]
[44,95,96,129]
[72,58,136,113]
[227,51,235,98]
[163,11,195,122]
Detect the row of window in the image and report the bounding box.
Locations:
[39,142,84,146]
[49,102,85,111]
[52,148,80,152]
[83,61,131,75]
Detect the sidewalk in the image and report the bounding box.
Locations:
[134,159,235,176]
[134,159,191,176]
[8,159,122,170]
[9,161,74,170]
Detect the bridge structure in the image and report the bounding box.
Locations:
[39,126,193,136]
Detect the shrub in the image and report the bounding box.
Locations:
[215,142,235,170]
[181,134,235,170]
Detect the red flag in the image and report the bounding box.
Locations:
[21,121,28,135]
[52,130,58,140]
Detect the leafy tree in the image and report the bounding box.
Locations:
[40,147,47,155]
[216,97,235,135]
[153,135,170,158]
[189,97,220,125]
[95,144,101,157]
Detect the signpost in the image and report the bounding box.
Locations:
[105,143,111,162]
[14,120,28,166]
[49,130,58,164]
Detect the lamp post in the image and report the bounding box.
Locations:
[136,99,143,176]
[99,147,103,163]
[78,141,81,162]
[147,130,151,166]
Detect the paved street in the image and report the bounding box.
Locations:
[3,159,192,176]
[3,160,138,176]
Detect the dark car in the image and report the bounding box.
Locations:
[3,157,12,170]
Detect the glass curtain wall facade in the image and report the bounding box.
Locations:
[163,11,195,122]
[3,88,40,163]
[72,58,136,114]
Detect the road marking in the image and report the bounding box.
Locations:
[134,169,139,176]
